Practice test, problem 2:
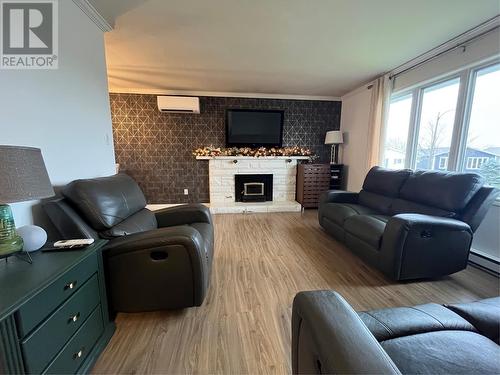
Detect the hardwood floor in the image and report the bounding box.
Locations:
[92,210,499,374]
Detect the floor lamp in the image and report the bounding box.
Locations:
[324,131,343,164]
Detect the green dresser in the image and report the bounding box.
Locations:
[0,240,115,374]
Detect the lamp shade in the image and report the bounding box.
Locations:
[324,130,343,145]
[0,145,54,203]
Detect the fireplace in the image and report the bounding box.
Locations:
[235,174,273,202]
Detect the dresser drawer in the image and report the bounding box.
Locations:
[17,253,97,337]
[21,275,100,374]
[43,306,104,375]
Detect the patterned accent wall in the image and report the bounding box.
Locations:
[110,93,341,203]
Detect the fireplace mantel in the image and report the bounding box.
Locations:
[196,156,310,160]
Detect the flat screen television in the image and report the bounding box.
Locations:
[226,109,284,147]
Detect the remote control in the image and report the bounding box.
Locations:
[54,239,95,248]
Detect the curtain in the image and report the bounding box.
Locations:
[366,74,392,170]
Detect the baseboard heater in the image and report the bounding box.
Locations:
[469,250,500,276]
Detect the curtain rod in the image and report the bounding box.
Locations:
[389,17,500,81]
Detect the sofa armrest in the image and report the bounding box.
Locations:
[104,226,208,307]
[104,225,205,258]
[319,190,359,205]
[154,203,212,227]
[380,214,473,280]
[292,290,401,375]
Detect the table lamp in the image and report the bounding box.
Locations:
[324,130,343,164]
[0,146,54,258]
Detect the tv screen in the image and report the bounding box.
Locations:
[226,109,284,147]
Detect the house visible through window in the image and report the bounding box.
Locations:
[381,61,500,189]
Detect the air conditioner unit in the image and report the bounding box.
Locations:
[157,96,200,114]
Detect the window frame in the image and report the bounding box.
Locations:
[384,56,500,177]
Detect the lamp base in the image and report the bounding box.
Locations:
[330,144,339,164]
[0,204,24,258]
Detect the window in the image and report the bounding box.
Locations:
[461,63,500,187]
[381,94,412,169]
[466,157,490,170]
[382,59,500,191]
[439,157,448,169]
[415,78,460,170]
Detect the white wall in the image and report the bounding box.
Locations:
[340,85,373,191]
[0,1,115,229]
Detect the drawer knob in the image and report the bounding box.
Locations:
[68,312,80,323]
[73,348,85,360]
[65,281,77,290]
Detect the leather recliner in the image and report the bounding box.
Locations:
[43,173,214,313]
[318,167,499,280]
[292,290,500,374]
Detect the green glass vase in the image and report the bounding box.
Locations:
[0,204,24,257]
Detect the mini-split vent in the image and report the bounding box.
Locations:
[157,96,200,114]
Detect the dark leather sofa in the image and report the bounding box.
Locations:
[44,173,214,312]
[318,167,499,280]
[292,290,500,374]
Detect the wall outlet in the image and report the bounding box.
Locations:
[183,188,189,195]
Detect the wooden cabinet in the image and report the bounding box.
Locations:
[296,164,331,208]
[0,240,114,374]
[329,164,344,189]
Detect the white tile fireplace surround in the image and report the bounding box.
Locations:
[196,156,309,213]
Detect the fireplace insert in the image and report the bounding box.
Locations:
[235,174,273,202]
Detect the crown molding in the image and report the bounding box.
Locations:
[389,15,500,78]
[72,0,112,32]
[108,87,341,101]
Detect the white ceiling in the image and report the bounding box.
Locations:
[90,0,500,98]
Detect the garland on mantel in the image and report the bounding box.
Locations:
[193,146,314,158]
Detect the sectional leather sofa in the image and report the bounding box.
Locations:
[44,173,214,312]
[292,290,500,374]
[318,167,499,280]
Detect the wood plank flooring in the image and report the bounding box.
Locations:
[92,210,499,374]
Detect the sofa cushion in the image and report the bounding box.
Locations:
[344,215,389,249]
[100,208,157,239]
[391,198,456,218]
[382,331,500,374]
[446,297,500,344]
[358,191,394,215]
[362,167,412,197]
[358,303,500,373]
[63,173,147,230]
[359,303,477,341]
[399,170,484,213]
[321,203,378,226]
